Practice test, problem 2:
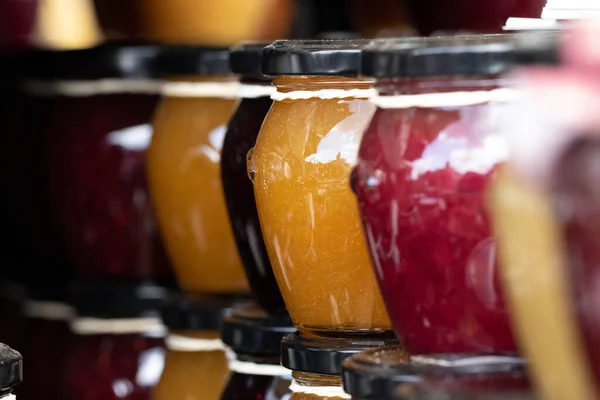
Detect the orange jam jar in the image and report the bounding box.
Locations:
[251,40,390,335]
[139,0,293,45]
[153,296,235,400]
[148,46,249,295]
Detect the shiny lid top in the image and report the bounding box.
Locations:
[71,281,168,319]
[282,332,398,376]
[157,45,231,77]
[343,351,528,400]
[230,42,271,78]
[262,39,370,77]
[362,33,557,78]
[24,43,161,80]
[161,294,239,332]
[221,305,295,359]
[0,344,22,395]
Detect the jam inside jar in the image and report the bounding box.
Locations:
[148,46,248,295]
[355,36,521,354]
[221,43,285,315]
[253,39,390,335]
[41,44,171,282]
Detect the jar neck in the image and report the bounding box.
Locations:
[375,75,508,96]
[292,371,343,387]
[273,75,373,92]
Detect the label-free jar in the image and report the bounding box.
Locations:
[154,296,234,400]
[220,305,295,400]
[221,43,284,315]
[0,343,22,399]
[148,46,248,295]
[65,282,168,400]
[355,35,527,354]
[34,44,171,283]
[252,39,389,335]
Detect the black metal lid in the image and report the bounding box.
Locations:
[71,281,169,319]
[230,42,271,78]
[221,305,295,358]
[157,45,231,77]
[262,39,370,77]
[0,344,22,395]
[513,30,560,66]
[161,294,242,332]
[362,32,558,78]
[282,331,399,376]
[343,351,528,400]
[23,43,162,80]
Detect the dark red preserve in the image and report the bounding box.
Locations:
[403,0,545,35]
[221,43,285,315]
[38,45,171,281]
[64,282,168,400]
[0,0,38,48]
[355,35,522,354]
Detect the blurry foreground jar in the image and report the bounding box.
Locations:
[220,305,295,400]
[36,44,171,283]
[20,290,74,400]
[252,39,389,336]
[149,46,248,295]
[64,282,167,400]
[354,35,528,354]
[138,0,293,45]
[221,43,285,315]
[153,296,234,400]
[0,343,22,399]
[283,332,396,400]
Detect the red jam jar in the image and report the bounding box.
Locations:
[403,0,546,35]
[64,282,167,400]
[20,289,75,400]
[0,343,22,399]
[36,45,172,283]
[220,305,295,400]
[355,35,522,355]
[221,43,285,315]
[0,0,38,48]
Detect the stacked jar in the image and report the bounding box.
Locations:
[251,39,396,399]
[17,43,170,399]
[341,33,556,399]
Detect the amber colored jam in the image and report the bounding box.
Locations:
[43,92,171,281]
[148,78,248,294]
[354,78,516,354]
[138,0,293,45]
[221,92,285,315]
[404,0,546,35]
[252,76,390,333]
[64,332,165,400]
[290,372,346,400]
[153,331,229,400]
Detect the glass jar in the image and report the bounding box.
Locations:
[149,46,248,295]
[38,44,171,283]
[0,343,22,399]
[153,296,234,400]
[283,331,397,400]
[139,0,293,45]
[64,282,167,400]
[20,292,74,400]
[220,305,295,400]
[221,43,284,315]
[403,0,545,35]
[252,39,389,335]
[355,35,522,355]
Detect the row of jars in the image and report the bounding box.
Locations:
[0,31,567,400]
[0,0,565,49]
